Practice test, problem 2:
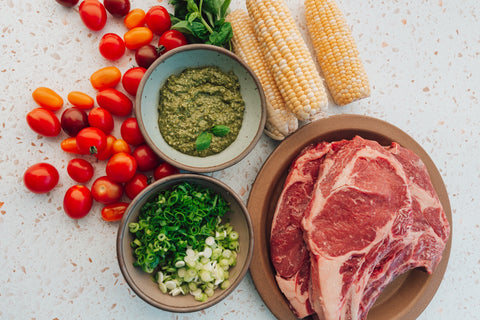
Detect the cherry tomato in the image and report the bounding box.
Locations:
[153,162,179,180]
[112,138,131,154]
[26,108,61,137]
[91,176,123,204]
[124,173,149,199]
[99,33,125,60]
[61,107,89,137]
[88,107,114,134]
[67,91,94,109]
[106,152,137,183]
[103,0,130,17]
[123,27,153,50]
[96,88,133,117]
[90,66,121,91]
[95,134,116,160]
[132,144,159,171]
[124,8,145,29]
[134,44,160,69]
[79,0,107,31]
[76,127,107,155]
[101,202,129,221]
[23,163,59,194]
[120,117,144,146]
[61,137,86,154]
[63,185,93,219]
[158,30,187,52]
[56,0,79,7]
[32,87,63,111]
[67,158,94,183]
[122,67,146,96]
[145,6,171,36]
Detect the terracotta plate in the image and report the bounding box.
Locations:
[247,114,452,320]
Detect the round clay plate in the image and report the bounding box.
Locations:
[247,114,452,320]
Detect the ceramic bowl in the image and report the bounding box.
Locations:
[247,114,452,320]
[117,173,254,312]
[135,44,266,173]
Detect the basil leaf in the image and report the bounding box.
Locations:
[171,20,194,35]
[207,22,233,47]
[220,0,232,19]
[191,21,210,40]
[196,131,212,151]
[187,0,199,13]
[211,125,230,137]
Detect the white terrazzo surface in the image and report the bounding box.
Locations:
[1,0,479,319]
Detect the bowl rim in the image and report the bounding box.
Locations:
[135,43,267,173]
[116,173,255,312]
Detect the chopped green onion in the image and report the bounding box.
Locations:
[129,181,240,301]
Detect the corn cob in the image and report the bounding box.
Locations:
[246,0,328,122]
[227,9,298,140]
[304,0,370,106]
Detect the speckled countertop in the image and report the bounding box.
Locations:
[1,0,479,319]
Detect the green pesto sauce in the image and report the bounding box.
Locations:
[158,66,245,157]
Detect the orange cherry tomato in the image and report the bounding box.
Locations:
[90,66,121,91]
[61,137,86,154]
[101,202,129,221]
[95,134,116,160]
[32,87,64,111]
[124,8,146,29]
[112,138,131,154]
[67,91,95,109]
[123,27,153,50]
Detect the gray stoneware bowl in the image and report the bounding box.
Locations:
[117,173,254,312]
[135,44,266,173]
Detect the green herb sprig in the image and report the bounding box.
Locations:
[196,124,230,151]
[169,0,234,49]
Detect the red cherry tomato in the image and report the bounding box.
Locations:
[135,44,160,69]
[79,0,107,31]
[61,107,89,137]
[122,67,146,96]
[26,108,61,137]
[158,30,187,52]
[101,202,129,221]
[120,117,144,146]
[56,0,79,7]
[91,176,123,204]
[96,88,133,117]
[132,144,160,171]
[103,0,130,17]
[67,158,94,183]
[124,173,149,200]
[63,185,93,219]
[95,134,116,161]
[106,152,137,183]
[145,6,171,36]
[23,163,59,194]
[76,127,107,155]
[99,33,125,60]
[88,107,114,134]
[153,162,179,180]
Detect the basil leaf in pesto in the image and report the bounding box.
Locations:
[211,125,230,137]
[196,131,212,151]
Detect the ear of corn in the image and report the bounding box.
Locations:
[227,9,298,140]
[304,0,370,106]
[246,0,328,122]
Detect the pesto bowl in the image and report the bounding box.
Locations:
[135,44,267,173]
[116,173,254,312]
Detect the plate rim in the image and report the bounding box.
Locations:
[247,114,452,320]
